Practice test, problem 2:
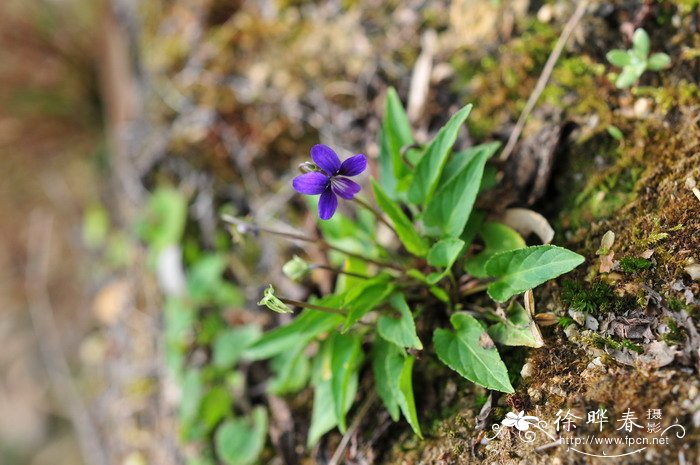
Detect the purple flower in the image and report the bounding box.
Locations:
[292,144,367,220]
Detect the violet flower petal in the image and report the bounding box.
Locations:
[318,188,338,220]
[338,154,367,176]
[292,172,330,195]
[331,177,361,200]
[311,144,341,175]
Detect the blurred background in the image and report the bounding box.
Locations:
[0,1,104,464]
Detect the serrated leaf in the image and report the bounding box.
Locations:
[632,28,650,57]
[423,140,495,238]
[377,293,422,350]
[433,313,514,393]
[212,325,261,368]
[214,407,267,465]
[343,274,394,330]
[372,180,429,257]
[379,88,414,197]
[408,104,473,205]
[647,53,671,71]
[606,49,631,67]
[330,332,363,432]
[465,222,526,278]
[485,245,585,302]
[488,300,544,348]
[244,307,343,360]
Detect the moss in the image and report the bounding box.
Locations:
[662,317,685,345]
[560,279,636,315]
[588,333,643,354]
[619,256,653,273]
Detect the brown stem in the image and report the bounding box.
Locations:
[352,196,399,238]
[312,264,371,280]
[279,297,347,316]
[222,214,403,271]
[459,282,490,297]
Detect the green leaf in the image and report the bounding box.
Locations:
[138,187,187,253]
[379,88,414,197]
[632,28,650,57]
[372,337,401,421]
[330,333,363,432]
[408,104,473,205]
[438,142,501,188]
[488,300,544,348]
[244,308,343,360]
[647,53,671,71]
[200,387,232,432]
[372,180,429,257]
[307,375,358,447]
[422,139,495,238]
[427,238,465,269]
[485,245,585,302]
[433,313,514,393]
[606,49,631,67]
[460,210,486,249]
[377,293,423,350]
[465,222,526,278]
[397,356,422,438]
[213,325,262,368]
[374,337,422,436]
[607,125,624,141]
[615,67,639,88]
[343,274,394,330]
[385,347,422,438]
[214,407,268,465]
[268,345,311,395]
[426,238,466,284]
[180,368,203,425]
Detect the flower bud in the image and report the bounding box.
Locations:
[257,285,293,314]
[282,255,311,282]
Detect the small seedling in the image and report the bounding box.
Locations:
[606,28,671,89]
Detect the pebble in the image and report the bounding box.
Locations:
[634,97,652,118]
[521,362,534,378]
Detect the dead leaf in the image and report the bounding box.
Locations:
[599,251,615,273]
[640,249,654,259]
[500,208,554,244]
[638,341,677,368]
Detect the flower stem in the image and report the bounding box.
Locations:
[459,282,490,297]
[311,264,371,279]
[278,297,347,316]
[221,214,403,271]
[352,196,399,238]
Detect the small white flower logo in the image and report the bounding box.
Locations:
[502,411,539,431]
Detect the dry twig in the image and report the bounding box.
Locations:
[499,0,590,162]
